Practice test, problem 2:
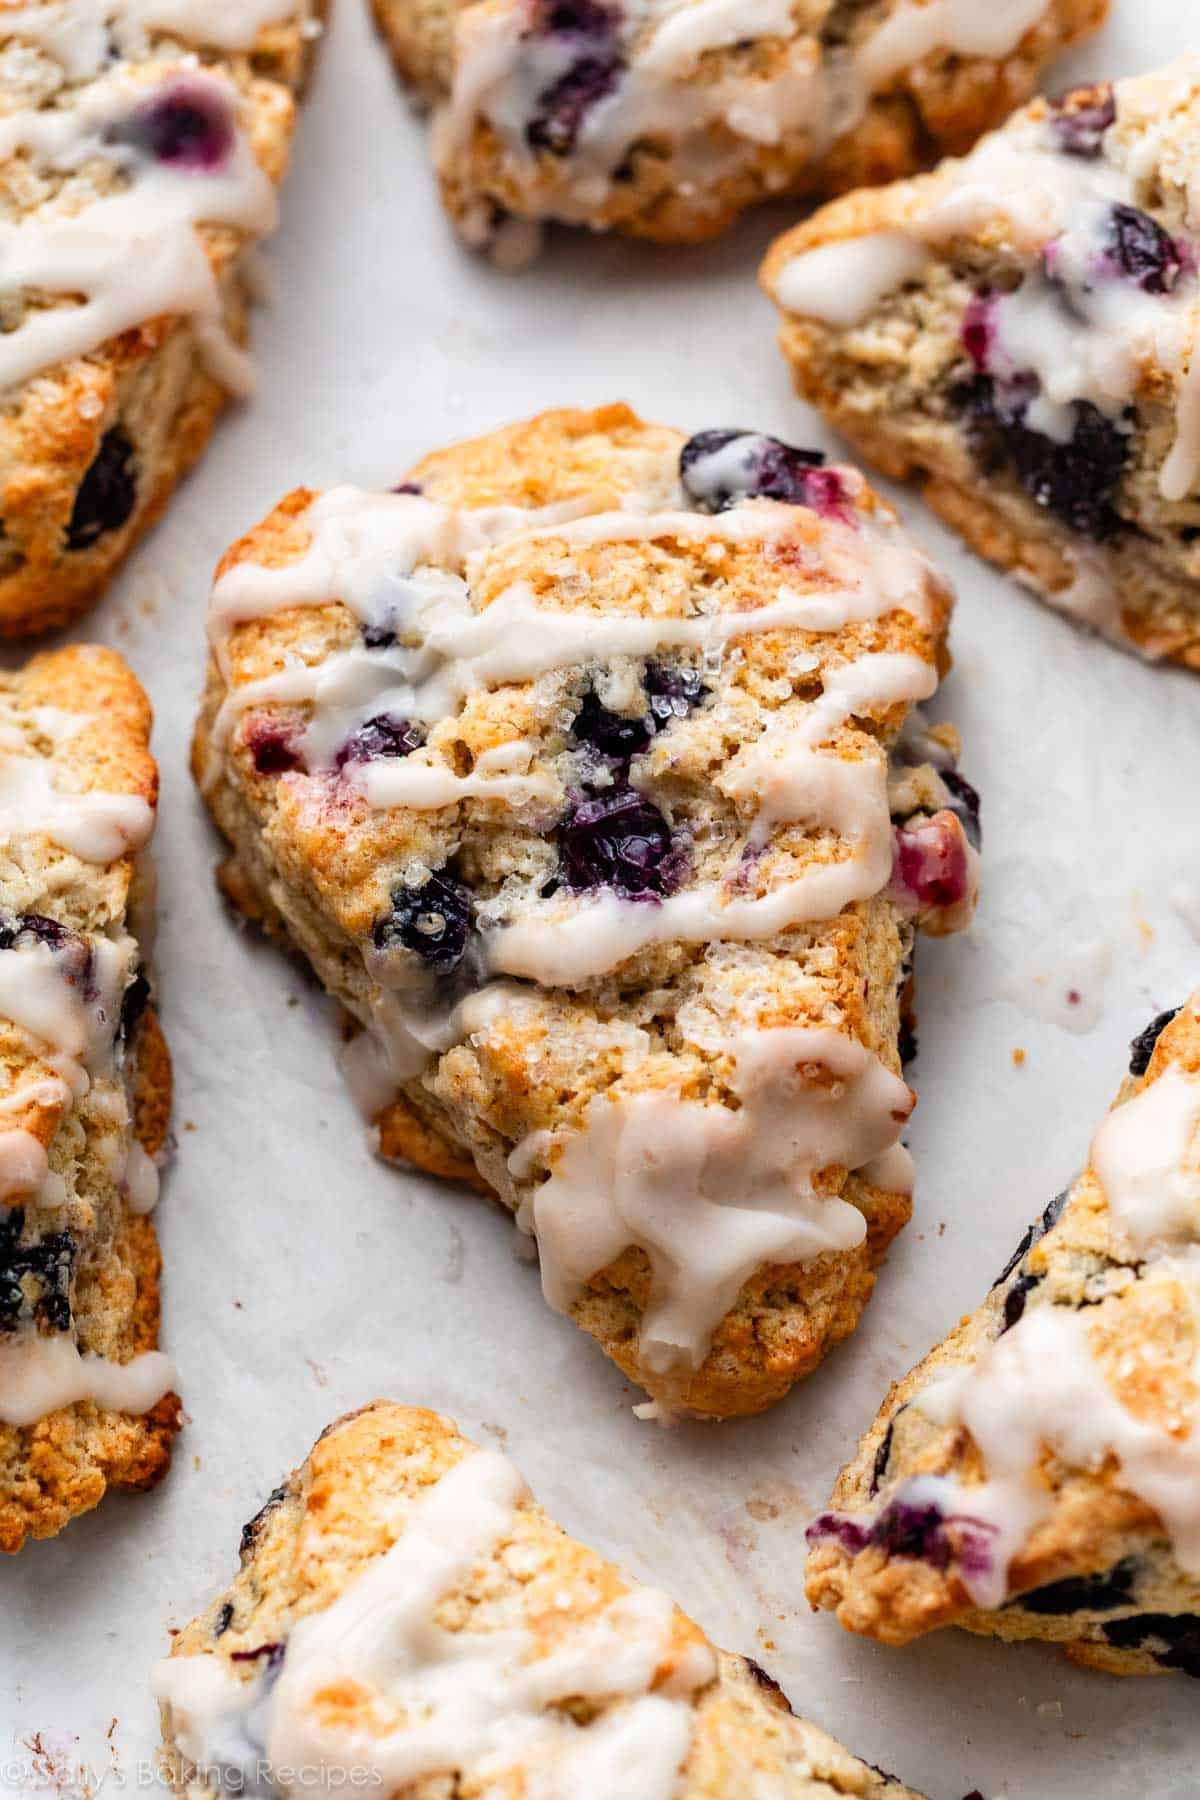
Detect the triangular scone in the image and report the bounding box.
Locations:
[807,996,1200,1680]
[763,59,1200,670]
[0,646,177,1552]
[193,405,979,1420]
[0,2,323,639]
[373,0,1105,258]
[154,1401,927,1798]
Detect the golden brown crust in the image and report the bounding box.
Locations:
[762,68,1200,670]
[0,7,324,639]
[805,1000,1200,1676]
[373,0,1105,247]
[159,1402,926,1798]
[0,645,177,1553]
[193,404,966,1419]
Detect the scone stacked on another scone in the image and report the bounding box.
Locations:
[0,0,324,639]
[763,57,1200,669]
[806,996,1200,1681]
[0,646,176,1553]
[154,1401,928,1798]
[194,404,978,1419]
[374,0,1106,260]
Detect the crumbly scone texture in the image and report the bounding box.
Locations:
[373,0,1105,247]
[0,5,322,640]
[0,645,177,1552]
[762,66,1200,669]
[160,1401,926,1798]
[193,402,966,1420]
[806,999,1200,1679]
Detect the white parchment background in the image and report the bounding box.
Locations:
[3,3,1200,1796]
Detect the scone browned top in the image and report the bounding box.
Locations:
[806,996,1200,1679]
[0,645,176,1552]
[0,0,320,634]
[197,404,978,1414]
[154,1400,927,1798]
[374,0,1105,254]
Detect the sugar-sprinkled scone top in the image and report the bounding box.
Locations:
[374,0,1106,259]
[0,644,176,1553]
[155,1401,927,1798]
[194,404,978,1419]
[763,58,1200,668]
[806,996,1200,1681]
[0,0,322,637]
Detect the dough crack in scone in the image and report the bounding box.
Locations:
[805,995,1200,1679]
[373,0,1105,258]
[0,644,176,1553]
[0,0,324,638]
[763,57,1200,668]
[193,404,978,1420]
[154,1402,928,1797]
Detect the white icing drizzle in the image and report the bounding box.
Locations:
[438,0,1050,239]
[516,1026,913,1374]
[0,1327,174,1427]
[153,1446,715,1796]
[0,754,153,863]
[771,64,1200,504]
[121,1138,161,1213]
[1090,1061,1200,1254]
[1,1,302,81]
[0,50,282,395]
[905,1032,1200,1605]
[0,936,131,1096]
[0,1129,50,1201]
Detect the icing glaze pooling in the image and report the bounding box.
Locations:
[1091,1062,1200,1253]
[154,1446,716,1796]
[0,54,281,394]
[518,1026,914,1374]
[2,1,302,80]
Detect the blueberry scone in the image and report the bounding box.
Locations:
[0,645,176,1552]
[806,996,1200,1680]
[0,0,324,639]
[154,1401,927,1798]
[374,0,1106,260]
[194,405,978,1420]
[763,59,1200,669]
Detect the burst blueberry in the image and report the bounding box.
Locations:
[1050,86,1116,158]
[334,714,423,770]
[66,427,138,551]
[1128,1006,1180,1077]
[373,870,473,972]
[116,77,235,171]
[1103,202,1186,295]
[558,785,681,898]
[679,429,834,514]
[960,376,1128,540]
[244,716,302,776]
[527,53,623,155]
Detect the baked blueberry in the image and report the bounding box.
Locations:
[1017,1556,1138,1615]
[1050,86,1115,158]
[119,967,152,1046]
[239,1483,288,1561]
[65,427,138,551]
[0,1210,75,1335]
[116,77,235,171]
[941,770,982,851]
[679,429,834,514]
[334,714,423,769]
[373,870,474,972]
[1103,203,1187,295]
[243,716,302,776]
[961,377,1128,540]
[1128,1006,1180,1077]
[570,687,652,761]
[558,785,681,898]
[992,1190,1068,1289]
[0,913,71,953]
[1102,1612,1200,1677]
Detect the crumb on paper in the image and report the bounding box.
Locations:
[1012,1046,1026,1067]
